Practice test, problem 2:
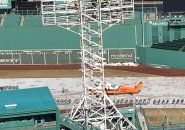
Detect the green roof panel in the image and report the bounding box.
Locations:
[0,87,57,118]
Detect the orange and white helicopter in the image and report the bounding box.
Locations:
[105,81,142,95]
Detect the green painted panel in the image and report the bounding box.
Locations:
[0,120,34,129]
[0,87,58,119]
[174,28,181,40]
[146,48,185,69]
[136,23,144,46]
[181,28,185,38]
[0,127,34,130]
[136,45,146,63]
[162,26,169,42]
[0,13,141,50]
[152,26,158,43]
[24,16,42,27]
[0,27,80,50]
[4,15,20,27]
[137,46,185,69]
[104,24,136,48]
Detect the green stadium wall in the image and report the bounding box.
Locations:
[0,13,143,64]
[138,18,185,69]
[137,45,185,69]
[3,13,185,69]
[0,13,142,50]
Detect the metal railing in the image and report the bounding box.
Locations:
[15,9,41,15]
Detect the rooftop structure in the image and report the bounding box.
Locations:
[0,87,60,130]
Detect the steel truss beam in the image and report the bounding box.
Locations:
[41,0,134,32]
[41,0,136,129]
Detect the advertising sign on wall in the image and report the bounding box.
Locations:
[108,49,135,63]
[0,48,135,65]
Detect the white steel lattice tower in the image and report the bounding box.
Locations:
[41,0,136,129]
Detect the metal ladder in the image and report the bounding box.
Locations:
[41,0,136,129]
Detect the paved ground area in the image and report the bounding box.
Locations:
[1,77,185,110]
[1,77,185,97]
[1,64,185,128]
